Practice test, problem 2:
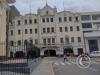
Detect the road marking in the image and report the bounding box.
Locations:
[70,61,77,64]
[51,63,56,75]
[54,62,59,65]
[65,62,71,65]
[60,62,65,65]
[54,61,78,66]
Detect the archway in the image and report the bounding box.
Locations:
[44,50,56,57]
[14,51,25,58]
[64,48,74,56]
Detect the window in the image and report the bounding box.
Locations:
[64,17,67,22]
[42,18,45,23]
[43,38,46,45]
[25,29,28,34]
[17,40,21,46]
[11,30,13,36]
[78,37,81,42]
[82,23,92,28]
[75,16,79,21]
[30,29,32,34]
[59,27,62,32]
[51,18,53,22]
[47,18,49,22]
[60,38,64,43]
[70,26,73,31]
[71,37,74,42]
[47,28,50,33]
[10,41,14,46]
[65,37,69,43]
[18,30,21,35]
[35,39,38,44]
[46,11,49,14]
[65,27,68,32]
[34,19,37,24]
[51,27,54,32]
[24,40,28,45]
[59,17,62,22]
[77,26,80,31]
[69,17,72,21]
[92,15,100,20]
[48,38,51,44]
[25,19,27,24]
[30,39,33,44]
[93,22,100,28]
[18,20,20,25]
[29,19,32,24]
[43,28,46,33]
[52,38,55,44]
[81,15,91,21]
[35,28,37,33]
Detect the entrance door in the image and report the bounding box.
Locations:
[78,48,83,55]
[64,48,73,56]
[88,40,99,52]
[44,50,56,57]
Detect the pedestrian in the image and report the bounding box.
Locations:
[63,54,67,62]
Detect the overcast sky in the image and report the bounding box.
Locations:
[14,0,100,15]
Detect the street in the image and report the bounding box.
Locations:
[31,57,100,75]
[52,57,100,75]
[0,57,100,75]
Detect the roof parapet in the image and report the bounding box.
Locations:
[7,0,15,3]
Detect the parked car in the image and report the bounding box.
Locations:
[90,51,100,57]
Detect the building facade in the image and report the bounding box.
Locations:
[8,4,85,57]
[0,0,15,56]
[8,5,100,57]
[80,12,100,54]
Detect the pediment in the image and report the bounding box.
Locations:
[38,4,57,16]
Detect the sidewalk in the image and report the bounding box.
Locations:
[31,59,52,75]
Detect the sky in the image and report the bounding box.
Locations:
[13,0,100,15]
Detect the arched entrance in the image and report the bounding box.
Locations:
[64,48,74,56]
[44,50,56,57]
[14,51,25,58]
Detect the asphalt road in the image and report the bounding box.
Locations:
[53,57,100,75]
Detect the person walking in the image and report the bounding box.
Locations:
[63,54,67,62]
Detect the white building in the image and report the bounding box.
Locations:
[80,12,100,54]
[0,0,15,57]
[8,4,87,57]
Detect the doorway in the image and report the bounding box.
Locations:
[44,50,56,57]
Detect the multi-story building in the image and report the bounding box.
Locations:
[8,4,85,57]
[80,12,100,54]
[0,0,15,57]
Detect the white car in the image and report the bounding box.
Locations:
[90,51,100,57]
